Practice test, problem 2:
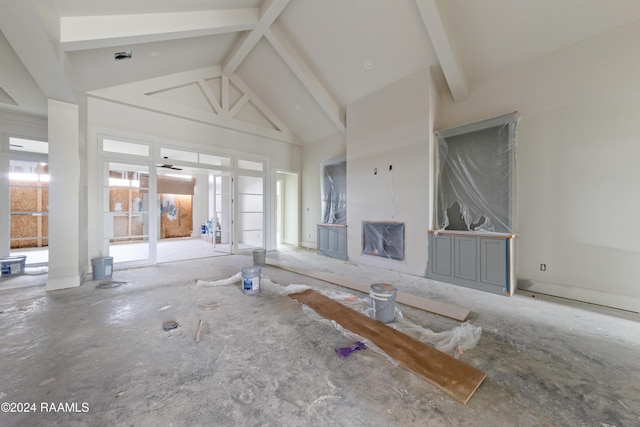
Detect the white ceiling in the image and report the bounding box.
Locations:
[2,0,640,144]
[437,0,640,85]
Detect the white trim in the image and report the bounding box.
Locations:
[519,277,640,313]
[88,66,296,143]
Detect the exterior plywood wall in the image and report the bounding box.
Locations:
[109,187,145,241]
[10,179,49,248]
[160,194,193,238]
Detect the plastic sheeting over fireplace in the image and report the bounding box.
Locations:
[362,221,404,261]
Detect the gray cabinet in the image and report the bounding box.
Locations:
[317,224,347,260]
[431,234,452,276]
[427,232,514,295]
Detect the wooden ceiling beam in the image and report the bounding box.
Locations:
[416,0,469,102]
[60,9,259,52]
[265,24,345,133]
[221,0,290,76]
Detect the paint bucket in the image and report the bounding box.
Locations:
[1,255,26,277]
[241,266,261,295]
[91,257,114,280]
[370,283,397,323]
[253,248,266,266]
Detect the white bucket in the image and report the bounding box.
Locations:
[253,248,266,266]
[1,255,26,277]
[241,266,261,295]
[91,257,114,280]
[370,283,397,323]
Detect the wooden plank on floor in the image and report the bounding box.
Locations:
[289,289,485,404]
[267,260,471,321]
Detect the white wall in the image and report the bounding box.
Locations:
[300,133,346,249]
[46,99,81,290]
[346,69,431,275]
[437,21,640,311]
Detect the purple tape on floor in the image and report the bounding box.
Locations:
[335,341,366,358]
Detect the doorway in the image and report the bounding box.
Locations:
[275,170,299,247]
[103,161,151,265]
[103,162,234,265]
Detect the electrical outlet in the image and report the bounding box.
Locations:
[540,264,546,271]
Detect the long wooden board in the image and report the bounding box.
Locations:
[289,289,485,404]
[267,260,471,321]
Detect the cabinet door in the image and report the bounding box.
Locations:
[480,238,507,288]
[335,227,347,259]
[317,225,347,260]
[317,226,329,253]
[431,234,453,277]
[454,236,478,281]
[328,227,347,257]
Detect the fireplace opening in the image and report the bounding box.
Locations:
[362,221,404,261]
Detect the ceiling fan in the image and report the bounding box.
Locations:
[157,163,183,171]
[157,157,183,171]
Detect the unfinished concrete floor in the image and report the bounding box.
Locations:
[1,246,639,426]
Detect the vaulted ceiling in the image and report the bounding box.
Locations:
[2,0,640,144]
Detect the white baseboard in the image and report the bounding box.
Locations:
[300,241,317,250]
[46,275,81,291]
[518,277,640,313]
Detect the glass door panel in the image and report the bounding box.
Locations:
[104,162,151,265]
[237,174,264,250]
[213,171,232,253]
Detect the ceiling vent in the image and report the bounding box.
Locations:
[114,51,132,61]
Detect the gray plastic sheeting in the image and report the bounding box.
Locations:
[321,157,347,224]
[435,112,519,234]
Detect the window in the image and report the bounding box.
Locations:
[103,139,150,157]
[9,137,48,154]
[237,159,264,172]
[160,147,198,163]
[199,153,231,167]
